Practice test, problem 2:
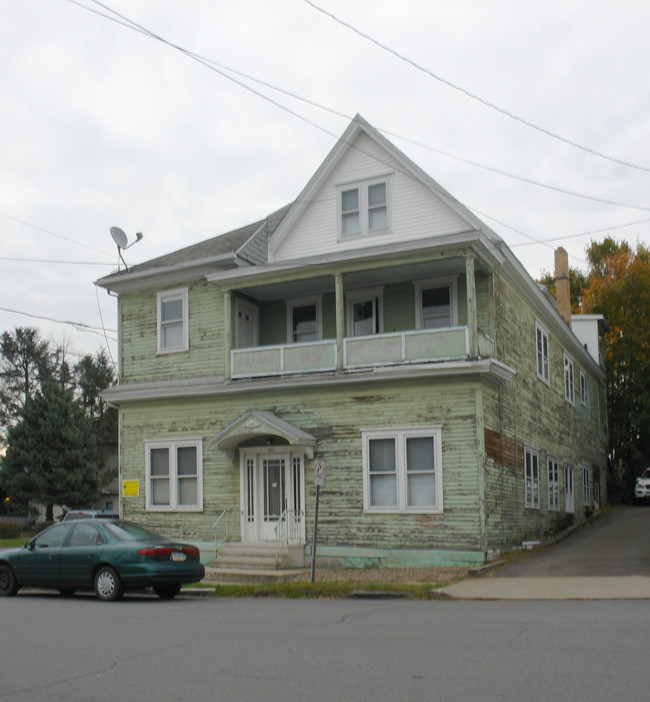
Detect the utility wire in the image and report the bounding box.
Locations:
[66,0,650,215]
[0,306,117,339]
[304,0,650,174]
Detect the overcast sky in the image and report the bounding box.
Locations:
[2,0,650,366]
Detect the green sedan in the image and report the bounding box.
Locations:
[0,520,205,601]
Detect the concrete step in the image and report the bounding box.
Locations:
[212,542,305,571]
[202,566,309,584]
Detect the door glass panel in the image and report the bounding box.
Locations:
[68,523,103,547]
[264,459,285,521]
[33,524,70,549]
[422,286,451,328]
[353,299,376,336]
[292,305,317,343]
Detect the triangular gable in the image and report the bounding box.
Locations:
[268,115,489,262]
[208,410,316,460]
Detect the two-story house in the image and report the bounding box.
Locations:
[97,115,608,569]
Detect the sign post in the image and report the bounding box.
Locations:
[311,461,325,583]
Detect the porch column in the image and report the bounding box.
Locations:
[334,272,344,371]
[224,289,232,379]
[465,253,479,358]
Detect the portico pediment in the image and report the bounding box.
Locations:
[208,409,316,461]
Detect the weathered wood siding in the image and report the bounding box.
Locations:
[119,377,484,552]
[483,269,607,552]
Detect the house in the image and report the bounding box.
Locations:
[96,115,608,568]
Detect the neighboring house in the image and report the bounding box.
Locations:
[97,115,608,568]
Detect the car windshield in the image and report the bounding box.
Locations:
[103,521,167,542]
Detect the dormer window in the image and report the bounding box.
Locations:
[338,177,391,238]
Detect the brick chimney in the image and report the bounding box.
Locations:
[554,247,571,326]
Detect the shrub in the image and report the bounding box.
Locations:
[32,520,54,533]
[0,522,22,539]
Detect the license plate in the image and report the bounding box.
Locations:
[171,551,187,562]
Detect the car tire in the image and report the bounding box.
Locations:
[94,566,124,601]
[153,583,182,600]
[0,564,19,597]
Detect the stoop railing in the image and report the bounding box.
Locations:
[274,509,304,565]
[213,509,239,555]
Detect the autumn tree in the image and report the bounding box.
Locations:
[581,238,650,490]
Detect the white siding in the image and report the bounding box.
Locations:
[271,133,469,262]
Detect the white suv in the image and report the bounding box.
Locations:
[634,468,650,501]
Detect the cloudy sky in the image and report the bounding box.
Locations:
[2,0,650,366]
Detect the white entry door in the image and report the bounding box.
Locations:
[235,298,259,349]
[240,449,305,544]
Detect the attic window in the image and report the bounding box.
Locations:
[338,177,391,239]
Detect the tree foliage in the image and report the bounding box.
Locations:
[581,239,650,483]
[1,382,101,520]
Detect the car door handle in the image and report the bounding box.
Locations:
[49,554,56,560]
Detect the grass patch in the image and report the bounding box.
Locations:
[0,533,33,548]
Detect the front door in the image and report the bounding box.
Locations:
[240,449,305,544]
[235,298,259,349]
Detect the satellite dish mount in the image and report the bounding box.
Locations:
[110,226,143,272]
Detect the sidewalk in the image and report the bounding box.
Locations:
[436,575,650,600]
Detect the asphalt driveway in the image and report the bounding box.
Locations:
[439,505,650,599]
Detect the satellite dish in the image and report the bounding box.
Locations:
[110,226,128,250]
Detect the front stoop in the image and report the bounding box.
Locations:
[205,542,309,584]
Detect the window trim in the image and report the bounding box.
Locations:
[414,277,458,330]
[145,438,203,512]
[286,295,323,344]
[583,466,591,507]
[547,455,560,512]
[535,321,550,385]
[524,445,540,509]
[579,369,587,407]
[337,176,392,240]
[362,425,443,514]
[346,287,384,337]
[157,288,189,354]
[564,463,575,514]
[564,352,575,405]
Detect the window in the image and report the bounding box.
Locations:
[548,456,560,511]
[583,466,591,507]
[525,446,540,509]
[68,523,104,547]
[338,178,390,238]
[157,288,188,354]
[414,278,458,330]
[145,439,203,511]
[564,353,575,405]
[286,296,322,343]
[346,288,383,336]
[564,464,574,513]
[362,426,443,513]
[535,321,550,384]
[579,370,587,407]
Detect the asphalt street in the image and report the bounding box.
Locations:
[1,595,648,701]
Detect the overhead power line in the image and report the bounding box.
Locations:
[0,306,117,339]
[304,0,650,174]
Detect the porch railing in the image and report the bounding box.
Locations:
[274,509,304,565]
[231,340,337,379]
[213,509,239,555]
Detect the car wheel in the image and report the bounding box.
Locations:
[94,566,124,601]
[153,583,182,600]
[0,564,19,597]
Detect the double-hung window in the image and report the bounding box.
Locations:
[338,178,390,238]
[564,352,575,405]
[157,288,188,354]
[583,466,591,507]
[414,278,457,329]
[146,439,203,511]
[362,426,443,513]
[548,456,560,511]
[535,321,550,384]
[286,296,322,343]
[525,446,540,509]
[579,370,587,407]
[346,288,383,337]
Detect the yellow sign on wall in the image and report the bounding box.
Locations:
[122,480,140,497]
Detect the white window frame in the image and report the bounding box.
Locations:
[547,456,560,512]
[583,466,591,507]
[346,287,384,337]
[157,288,189,354]
[286,295,323,344]
[524,445,540,509]
[362,426,443,514]
[579,370,587,407]
[564,352,575,405]
[414,277,458,330]
[337,176,392,239]
[564,464,575,513]
[145,438,203,512]
[535,321,550,385]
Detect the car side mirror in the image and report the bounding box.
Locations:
[23,542,34,551]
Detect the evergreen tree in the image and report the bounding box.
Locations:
[1,382,101,521]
